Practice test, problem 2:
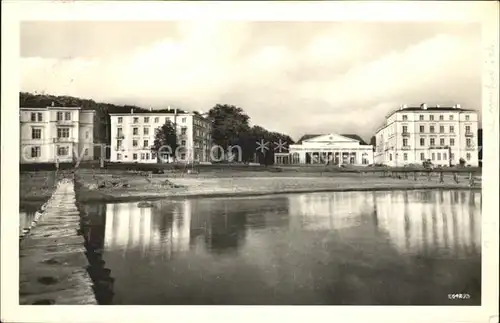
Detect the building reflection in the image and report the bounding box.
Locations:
[287,192,374,231]
[287,190,481,256]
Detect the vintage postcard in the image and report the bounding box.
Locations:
[1,1,498,323]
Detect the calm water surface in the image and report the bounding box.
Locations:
[81,190,481,305]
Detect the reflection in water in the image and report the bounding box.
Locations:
[83,189,481,305]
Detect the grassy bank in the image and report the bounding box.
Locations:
[73,168,480,203]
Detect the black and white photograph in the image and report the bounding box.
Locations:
[1,1,498,323]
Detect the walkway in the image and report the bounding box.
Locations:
[19,179,97,305]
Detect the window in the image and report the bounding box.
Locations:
[403,153,408,161]
[117,154,122,160]
[420,153,425,161]
[439,126,444,133]
[133,153,138,160]
[57,146,69,156]
[133,127,139,135]
[389,154,392,161]
[450,138,455,146]
[31,146,41,158]
[420,138,425,146]
[450,126,455,133]
[430,115,434,121]
[31,128,41,139]
[449,115,454,121]
[465,115,470,121]
[402,126,408,133]
[431,153,435,160]
[181,140,186,146]
[440,138,445,146]
[143,140,149,148]
[430,138,435,146]
[118,117,123,124]
[437,153,441,161]
[439,115,444,121]
[117,128,123,136]
[466,153,471,161]
[403,138,408,146]
[57,112,63,121]
[145,153,150,160]
[84,148,88,156]
[144,127,149,135]
[37,113,42,121]
[181,127,187,135]
[133,140,138,147]
[144,117,150,123]
[419,125,425,133]
[141,153,145,160]
[466,138,471,147]
[443,153,447,160]
[165,117,170,123]
[181,117,186,123]
[419,115,424,121]
[465,125,471,134]
[133,117,139,124]
[57,128,70,138]
[31,113,37,122]
[85,131,89,139]
[117,139,123,148]
[430,126,435,133]
[64,112,71,120]
[402,115,408,121]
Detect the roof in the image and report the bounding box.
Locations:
[21,106,82,110]
[296,133,367,145]
[385,105,476,119]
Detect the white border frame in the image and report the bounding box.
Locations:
[2,1,498,323]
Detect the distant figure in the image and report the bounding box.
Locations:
[55,157,59,171]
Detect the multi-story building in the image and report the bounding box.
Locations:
[374,103,479,167]
[19,105,95,164]
[109,109,212,163]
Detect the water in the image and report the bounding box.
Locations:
[81,190,481,305]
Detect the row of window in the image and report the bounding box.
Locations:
[30,112,73,122]
[118,126,190,137]
[117,139,188,149]
[402,137,475,147]
[401,114,470,121]
[117,116,189,124]
[402,125,473,134]
[116,152,156,161]
[31,128,90,139]
[29,146,88,157]
[388,152,472,162]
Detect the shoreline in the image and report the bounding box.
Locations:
[74,182,480,204]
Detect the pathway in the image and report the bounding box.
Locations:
[19,179,97,305]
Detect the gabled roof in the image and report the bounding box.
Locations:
[296,133,368,145]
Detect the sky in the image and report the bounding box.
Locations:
[20,21,482,141]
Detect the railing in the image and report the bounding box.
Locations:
[401,146,411,150]
[56,119,75,126]
[465,146,476,150]
[465,132,474,137]
[115,135,125,139]
[53,137,75,143]
[401,132,410,137]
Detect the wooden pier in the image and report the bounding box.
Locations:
[19,179,97,305]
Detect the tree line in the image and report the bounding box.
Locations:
[20,92,294,165]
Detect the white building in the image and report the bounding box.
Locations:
[109,109,212,163]
[20,105,95,164]
[374,103,479,167]
[274,133,374,165]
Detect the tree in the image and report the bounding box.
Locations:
[459,158,466,167]
[208,104,251,160]
[151,121,178,163]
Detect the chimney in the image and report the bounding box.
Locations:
[51,101,55,107]
[420,103,427,110]
[456,104,461,109]
[436,104,440,108]
[149,106,152,112]
[131,108,134,115]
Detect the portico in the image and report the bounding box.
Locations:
[275,133,374,165]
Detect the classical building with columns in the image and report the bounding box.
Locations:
[274,133,374,165]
